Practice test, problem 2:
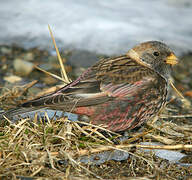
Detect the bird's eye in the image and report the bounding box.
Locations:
[153,51,159,56]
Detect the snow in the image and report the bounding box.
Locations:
[0,0,192,55]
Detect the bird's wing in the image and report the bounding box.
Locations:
[0,55,167,121]
[19,55,162,110]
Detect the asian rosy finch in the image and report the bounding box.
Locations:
[1,41,178,132]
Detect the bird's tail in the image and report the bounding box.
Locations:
[0,106,46,122]
[0,90,70,123]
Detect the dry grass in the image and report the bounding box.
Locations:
[0,103,191,179]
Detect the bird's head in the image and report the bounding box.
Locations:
[127,41,179,79]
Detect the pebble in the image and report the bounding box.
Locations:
[23,52,34,61]
[140,142,187,163]
[13,58,34,76]
[3,75,22,83]
[0,47,11,54]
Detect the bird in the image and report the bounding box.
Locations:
[1,41,179,132]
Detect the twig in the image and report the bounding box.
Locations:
[78,144,192,156]
[73,120,120,136]
[62,150,103,179]
[160,114,192,118]
[34,65,67,83]
[169,80,184,99]
[48,25,71,84]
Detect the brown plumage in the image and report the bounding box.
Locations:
[1,41,178,132]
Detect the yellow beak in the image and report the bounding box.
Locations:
[166,53,179,65]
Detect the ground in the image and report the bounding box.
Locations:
[0,45,192,179]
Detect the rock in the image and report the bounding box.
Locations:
[0,46,11,55]
[3,75,22,83]
[13,58,34,76]
[79,150,130,165]
[23,52,34,61]
[140,142,186,163]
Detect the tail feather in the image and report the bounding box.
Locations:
[0,107,46,122]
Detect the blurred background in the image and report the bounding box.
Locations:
[0,0,192,57]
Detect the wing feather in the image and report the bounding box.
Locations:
[1,54,165,119]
